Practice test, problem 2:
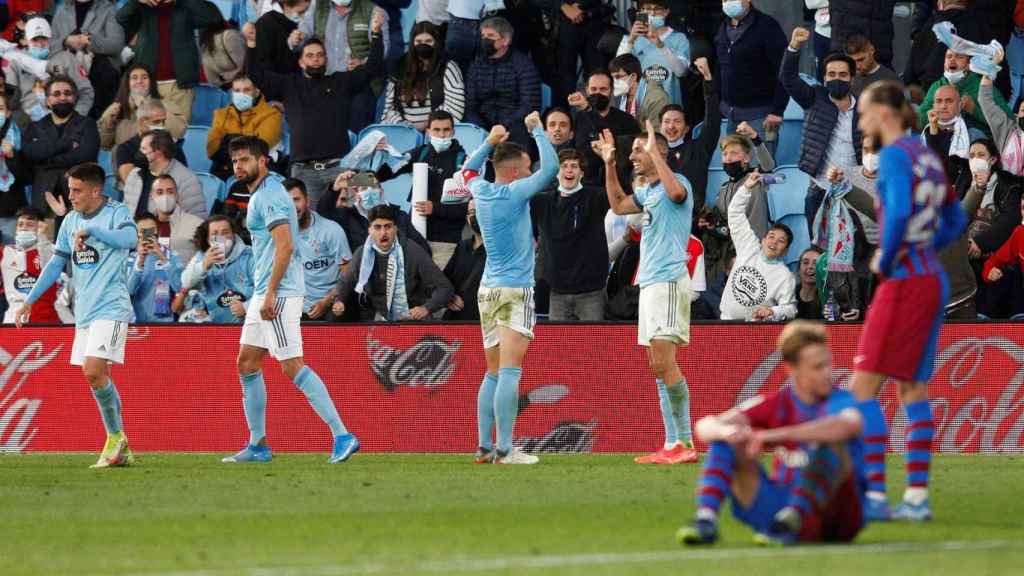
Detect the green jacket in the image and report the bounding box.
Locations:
[918,72,1013,138]
[116,0,223,89]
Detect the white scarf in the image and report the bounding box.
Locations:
[922,115,970,159]
[356,237,409,320]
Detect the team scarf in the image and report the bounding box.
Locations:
[356,237,409,320]
[812,178,857,272]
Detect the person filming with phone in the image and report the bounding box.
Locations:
[128,212,184,323]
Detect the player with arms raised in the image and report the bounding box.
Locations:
[677,321,867,546]
[594,122,697,465]
[15,163,137,468]
[462,111,557,465]
[222,136,358,464]
[851,81,966,521]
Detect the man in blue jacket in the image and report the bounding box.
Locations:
[128,212,183,323]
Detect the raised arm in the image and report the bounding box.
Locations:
[727,173,761,258]
[509,112,557,200]
[596,129,641,215]
[780,28,817,109]
[461,125,505,173]
[343,17,385,95]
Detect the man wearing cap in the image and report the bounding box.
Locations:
[4,17,95,124]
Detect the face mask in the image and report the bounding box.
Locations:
[51,102,74,119]
[647,15,665,28]
[359,188,381,210]
[413,43,435,59]
[286,10,303,22]
[232,92,254,112]
[668,136,686,148]
[723,160,748,180]
[970,157,992,174]
[430,136,452,152]
[587,93,610,111]
[722,0,745,19]
[558,183,583,195]
[153,194,176,213]
[826,79,851,99]
[306,65,326,79]
[332,0,351,6]
[862,152,879,173]
[944,70,965,85]
[15,231,37,248]
[148,123,166,131]
[468,214,480,234]
[210,235,234,256]
[0,115,7,129]
[130,87,149,98]
[28,46,49,60]
[481,38,498,57]
[613,78,631,97]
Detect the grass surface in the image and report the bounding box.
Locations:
[1,454,1022,576]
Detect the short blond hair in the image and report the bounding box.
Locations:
[777,321,829,364]
[720,134,753,154]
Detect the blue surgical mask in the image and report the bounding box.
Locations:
[232,92,254,112]
[28,46,49,60]
[286,10,303,22]
[722,0,745,19]
[359,188,381,210]
[0,115,7,129]
[648,15,665,29]
[430,136,453,152]
[15,231,37,248]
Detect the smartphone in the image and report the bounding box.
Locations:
[142,228,157,241]
[637,12,649,24]
[350,172,377,188]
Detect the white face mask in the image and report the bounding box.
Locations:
[970,157,992,175]
[210,235,234,256]
[15,231,37,248]
[862,152,879,173]
[613,78,631,97]
[153,194,176,214]
[944,69,966,85]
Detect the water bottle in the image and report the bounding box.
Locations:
[761,173,788,186]
[824,292,838,322]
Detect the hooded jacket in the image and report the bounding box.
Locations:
[181,238,255,323]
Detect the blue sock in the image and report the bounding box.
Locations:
[477,372,498,450]
[666,378,692,445]
[494,367,522,454]
[789,445,843,520]
[656,379,678,447]
[91,379,122,435]
[240,371,267,446]
[904,400,933,490]
[293,366,347,437]
[859,399,887,494]
[697,442,736,516]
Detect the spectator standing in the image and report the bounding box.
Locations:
[714,125,775,240]
[1,207,68,324]
[113,98,188,185]
[98,64,187,152]
[532,148,610,321]
[50,0,126,116]
[246,18,385,207]
[285,178,352,320]
[844,34,899,98]
[124,130,205,218]
[381,21,465,129]
[465,17,541,148]
[147,174,203,264]
[7,17,95,122]
[660,56,718,213]
[828,0,896,68]
[542,107,576,156]
[980,50,1024,177]
[317,169,430,253]
[443,199,486,320]
[23,75,99,216]
[805,0,830,79]
[207,75,283,181]
[795,245,823,319]
[715,0,787,152]
[253,0,310,76]
[616,0,690,105]
[569,69,639,186]
[609,54,670,131]
[552,0,614,107]
[918,49,1013,139]
[200,21,247,90]
[445,0,487,71]
[116,0,224,124]
[180,214,255,324]
[128,212,184,323]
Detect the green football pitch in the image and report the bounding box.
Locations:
[2,454,1022,576]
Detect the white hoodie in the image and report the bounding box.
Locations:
[720,185,797,321]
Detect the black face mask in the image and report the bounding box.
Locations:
[481,38,498,57]
[51,102,75,119]
[723,160,748,180]
[468,215,480,234]
[587,93,610,112]
[826,79,851,100]
[413,43,435,59]
[305,65,326,79]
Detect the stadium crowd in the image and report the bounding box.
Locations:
[3,0,1024,324]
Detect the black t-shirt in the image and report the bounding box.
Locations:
[531,185,611,294]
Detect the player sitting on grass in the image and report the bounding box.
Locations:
[677,321,867,546]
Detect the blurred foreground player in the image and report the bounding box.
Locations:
[851,81,966,522]
[222,137,358,464]
[462,112,558,464]
[15,164,137,468]
[677,321,867,546]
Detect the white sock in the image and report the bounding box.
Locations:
[903,487,928,505]
[696,507,717,522]
[866,490,887,502]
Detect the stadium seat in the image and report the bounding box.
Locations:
[401,0,418,48]
[767,166,810,221]
[691,121,704,140]
[779,212,811,270]
[776,119,803,167]
[98,149,113,176]
[104,175,121,202]
[23,184,31,205]
[454,123,487,153]
[190,84,230,127]
[381,173,412,211]
[184,126,213,173]
[197,172,226,215]
[783,97,804,120]
[357,123,422,153]
[705,168,728,210]
[541,83,552,110]
[349,130,357,148]
[209,0,234,21]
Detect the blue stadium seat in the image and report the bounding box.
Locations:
[357,123,422,153]
[783,97,804,120]
[98,149,113,176]
[381,173,412,211]
[779,213,811,270]
[23,185,31,205]
[691,121,704,140]
[196,172,226,215]
[104,174,121,202]
[401,0,418,48]
[349,130,357,148]
[209,0,234,21]
[709,119,728,169]
[190,84,230,127]
[541,84,552,110]
[767,166,810,221]
[184,126,213,173]
[454,123,487,153]
[776,119,803,167]
[705,168,728,210]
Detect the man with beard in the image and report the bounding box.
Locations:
[287,178,351,321]
[568,69,639,186]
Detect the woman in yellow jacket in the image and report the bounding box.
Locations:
[207,75,283,179]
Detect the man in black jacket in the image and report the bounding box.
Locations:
[245,16,385,207]
[532,148,610,321]
[569,69,639,186]
[443,200,486,321]
[829,0,897,68]
[660,56,718,214]
[23,76,99,216]
[377,111,468,269]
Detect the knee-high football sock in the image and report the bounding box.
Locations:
[859,399,888,498]
[477,372,498,450]
[657,379,679,448]
[903,400,934,503]
[494,367,522,454]
[696,442,737,520]
[666,377,693,446]
[788,445,843,523]
[92,379,123,435]
[240,371,267,445]
[293,366,347,436]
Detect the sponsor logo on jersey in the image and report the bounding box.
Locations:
[217,290,244,308]
[13,273,36,294]
[72,244,100,269]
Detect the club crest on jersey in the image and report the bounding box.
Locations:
[72,243,100,269]
[13,272,36,293]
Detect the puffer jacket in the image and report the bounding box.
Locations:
[464,49,540,133]
[206,96,283,158]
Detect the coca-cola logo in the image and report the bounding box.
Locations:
[366,331,460,391]
[518,420,597,453]
[0,342,61,453]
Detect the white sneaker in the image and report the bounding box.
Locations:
[496,447,539,465]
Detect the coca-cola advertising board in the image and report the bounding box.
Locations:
[1,323,1022,454]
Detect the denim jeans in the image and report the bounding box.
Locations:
[548,288,606,321]
[290,161,344,207]
[446,16,480,73]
